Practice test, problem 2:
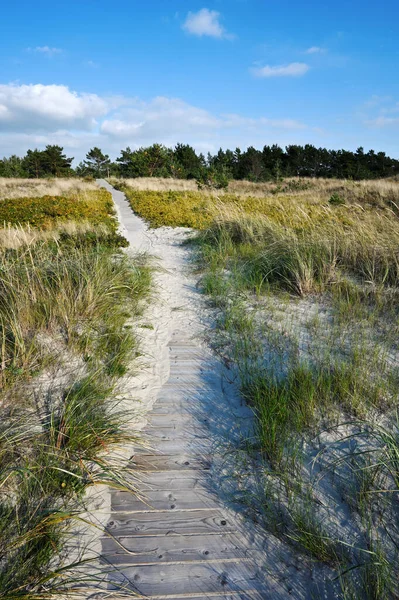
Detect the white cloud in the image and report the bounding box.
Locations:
[222,113,306,130]
[182,8,233,39]
[84,60,100,69]
[305,46,326,54]
[366,116,399,127]
[0,82,314,162]
[362,97,399,128]
[101,96,221,141]
[251,62,310,78]
[363,95,392,108]
[0,83,108,132]
[29,46,63,56]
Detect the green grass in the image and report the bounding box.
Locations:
[187,197,399,597]
[0,236,150,389]
[107,180,399,597]
[0,190,116,231]
[0,187,151,596]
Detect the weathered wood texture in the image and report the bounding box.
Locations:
[96,181,279,598]
[99,331,277,598]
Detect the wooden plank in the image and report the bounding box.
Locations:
[98,593,265,600]
[150,401,206,411]
[105,509,237,536]
[145,419,208,430]
[111,489,221,511]
[128,454,211,472]
[138,470,209,490]
[148,414,208,424]
[142,593,265,600]
[106,561,263,596]
[169,359,203,365]
[161,383,203,391]
[150,405,205,416]
[169,364,204,371]
[101,532,250,564]
[148,594,266,600]
[164,378,204,387]
[144,425,208,437]
[153,389,199,399]
[168,350,202,356]
[138,439,212,455]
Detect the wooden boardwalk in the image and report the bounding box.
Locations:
[99,331,280,599]
[96,181,286,599]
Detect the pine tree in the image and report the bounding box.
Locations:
[83,147,111,177]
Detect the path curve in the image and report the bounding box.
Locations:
[96,181,287,599]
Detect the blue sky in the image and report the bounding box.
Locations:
[0,0,398,162]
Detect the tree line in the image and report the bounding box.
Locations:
[1,143,398,182]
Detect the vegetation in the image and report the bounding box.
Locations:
[76,147,112,178]
[123,177,399,598]
[115,176,399,232]
[0,177,99,200]
[195,205,399,597]
[0,189,116,230]
[0,180,151,596]
[1,145,75,179]
[115,188,212,228]
[2,142,399,181]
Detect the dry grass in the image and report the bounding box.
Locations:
[115,177,399,245]
[184,178,399,597]
[0,178,151,595]
[109,176,199,192]
[0,221,110,250]
[110,175,399,204]
[0,178,98,200]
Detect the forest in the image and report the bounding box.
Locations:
[1,142,398,182]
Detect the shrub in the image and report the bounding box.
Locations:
[0,190,116,231]
[329,193,346,205]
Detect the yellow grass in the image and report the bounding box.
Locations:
[117,177,399,240]
[0,221,107,249]
[0,177,98,200]
[110,175,399,202]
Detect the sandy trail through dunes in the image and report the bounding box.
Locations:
[93,181,301,599]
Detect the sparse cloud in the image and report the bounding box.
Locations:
[363,95,392,108]
[0,82,314,161]
[305,46,326,54]
[182,8,234,39]
[28,46,63,56]
[0,83,107,132]
[84,60,100,69]
[251,62,310,78]
[221,113,306,130]
[366,116,399,127]
[362,96,399,128]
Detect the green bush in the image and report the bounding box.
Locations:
[0,190,115,230]
[329,192,346,205]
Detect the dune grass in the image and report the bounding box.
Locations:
[117,176,399,597]
[0,189,116,231]
[191,199,399,597]
[0,177,98,200]
[111,175,399,204]
[0,183,152,597]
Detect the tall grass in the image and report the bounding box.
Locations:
[0,236,149,388]
[0,189,116,231]
[0,227,151,596]
[110,175,399,204]
[0,178,98,200]
[189,190,399,597]
[88,177,399,597]
[200,203,399,294]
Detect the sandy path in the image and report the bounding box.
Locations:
[95,181,289,599]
